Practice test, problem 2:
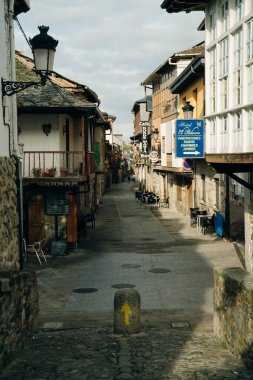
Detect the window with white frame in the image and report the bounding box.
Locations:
[221,1,229,33]
[219,38,229,110]
[248,109,253,146]
[209,48,216,112]
[219,38,229,76]
[221,116,229,149]
[209,5,217,40]
[235,0,244,23]
[220,77,228,109]
[233,30,243,105]
[221,116,228,133]
[247,19,253,61]
[210,118,217,149]
[234,112,241,130]
[233,112,242,147]
[248,63,253,102]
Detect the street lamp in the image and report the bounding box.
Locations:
[182,101,194,120]
[2,26,58,96]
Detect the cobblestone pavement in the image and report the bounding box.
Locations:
[1,182,252,379]
[1,326,253,380]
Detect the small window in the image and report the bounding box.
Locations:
[247,19,253,61]
[162,136,166,153]
[235,0,244,23]
[221,1,229,32]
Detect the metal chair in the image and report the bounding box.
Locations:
[23,238,47,265]
[190,207,199,227]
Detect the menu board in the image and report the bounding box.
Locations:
[45,190,69,215]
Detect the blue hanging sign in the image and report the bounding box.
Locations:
[176,119,204,158]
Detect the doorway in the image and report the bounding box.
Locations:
[28,200,45,243]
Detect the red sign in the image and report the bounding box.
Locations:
[183,159,193,170]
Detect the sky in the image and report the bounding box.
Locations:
[15,0,204,143]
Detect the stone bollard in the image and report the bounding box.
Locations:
[114,288,141,334]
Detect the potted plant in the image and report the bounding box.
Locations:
[42,168,56,177]
[60,168,69,177]
[32,168,42,177]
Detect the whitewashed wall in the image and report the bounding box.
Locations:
[18,113,81,176]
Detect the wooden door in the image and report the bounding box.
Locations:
[67,194,77,243]
[28,200,45,243]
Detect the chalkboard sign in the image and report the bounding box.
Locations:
[51,240,67,256]
[45,190,69,215]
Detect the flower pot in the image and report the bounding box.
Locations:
[60,169,69,177]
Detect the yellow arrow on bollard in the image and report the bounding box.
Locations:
[120,302,132,325]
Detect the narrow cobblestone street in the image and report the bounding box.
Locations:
[1,182,253,380]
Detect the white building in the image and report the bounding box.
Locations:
[161,0,253,271]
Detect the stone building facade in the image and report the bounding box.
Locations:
[0,0,39,369]
[0,157,19,270]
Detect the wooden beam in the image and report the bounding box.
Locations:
[227,173,253,192]
[206,154,253,165]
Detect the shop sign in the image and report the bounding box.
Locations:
[176,119,204,158]
[149,151,159,163]
[142,123,148,156]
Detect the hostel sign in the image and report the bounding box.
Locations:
[140,121,149,158]
[176,119,204,158]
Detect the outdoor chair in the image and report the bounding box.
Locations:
[23,238,47,265]
[85,212,95,228]
[190,207,199,227]
[200,213,215,235]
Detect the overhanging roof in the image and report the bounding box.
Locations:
[131,97,147,113]
[170,55,205,93]
[161,0,209,13]
[16,51,100,104]
[16,52,98,115]
[141,43,204,86]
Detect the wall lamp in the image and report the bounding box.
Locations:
[2,26,58,97]
[182,101,194,120]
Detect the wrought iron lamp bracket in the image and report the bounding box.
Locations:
[2,79,41,96]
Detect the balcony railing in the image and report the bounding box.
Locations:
[23,151,84,178]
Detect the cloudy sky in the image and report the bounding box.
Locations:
[15,1,204,142]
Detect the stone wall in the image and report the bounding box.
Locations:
[214,267,253,368]
[0,157,19,270]
[0,270,39,369]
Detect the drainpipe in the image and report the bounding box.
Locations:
[12,154,24,270]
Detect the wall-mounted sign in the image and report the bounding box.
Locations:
[149,151,159,163]
[176,119,204,158]
[141,123,148,156]
[45,190,69,215]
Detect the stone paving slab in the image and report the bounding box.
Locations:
[1,326,253,380]
[7,182,248,379]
